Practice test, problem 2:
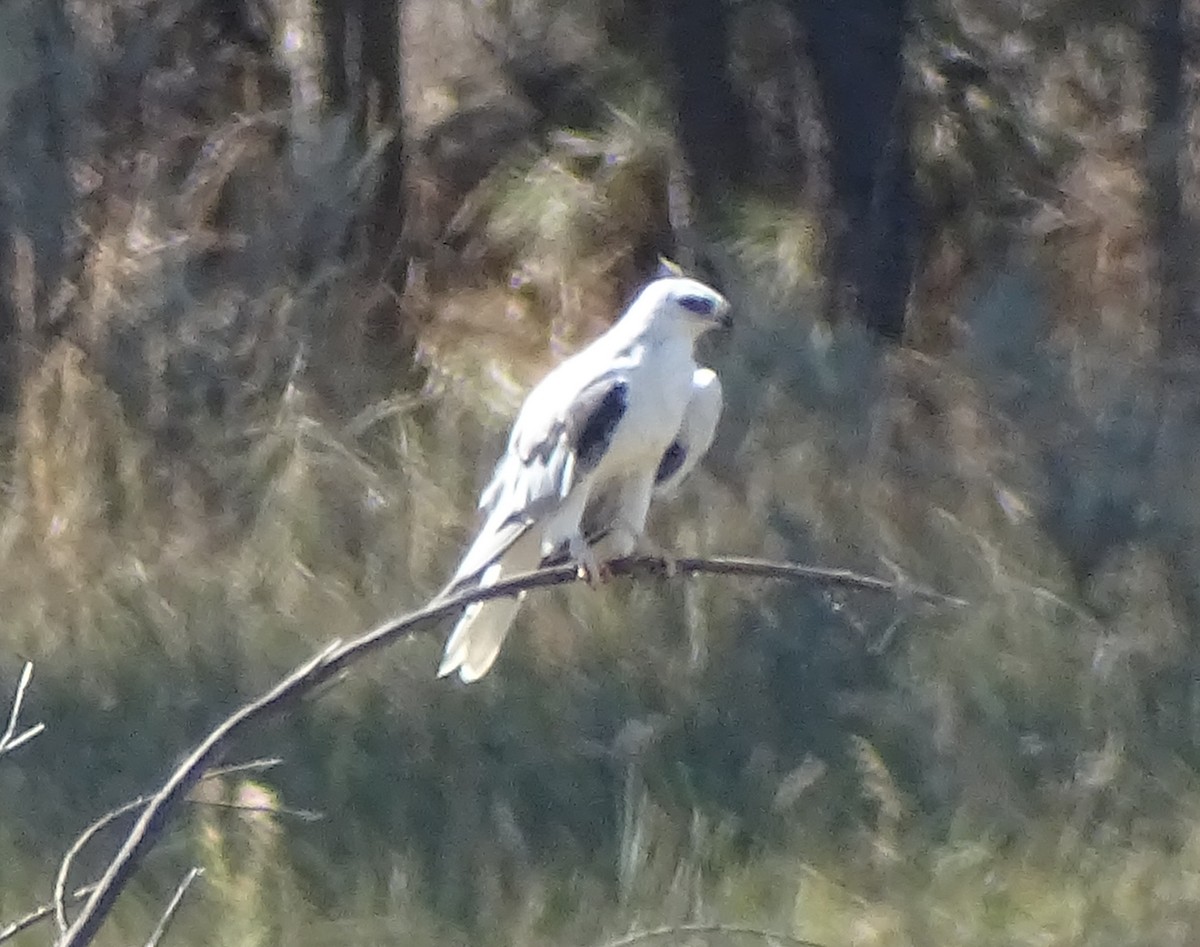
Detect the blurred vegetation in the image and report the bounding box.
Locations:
[2,0,1200,944]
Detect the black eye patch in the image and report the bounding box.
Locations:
[678,294,715,315]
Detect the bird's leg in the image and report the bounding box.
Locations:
[604,520,677,578]
[569,533,610,587]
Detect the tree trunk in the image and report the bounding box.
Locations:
[791,0,918,341]
[660,0,751,207]
[322,0,406,293]
[1146,0,1196,352]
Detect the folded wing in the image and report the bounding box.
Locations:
[437,370,631,681]
[652,367,722,496]
[544,366,724,565]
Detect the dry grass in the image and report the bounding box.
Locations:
[2,1,1200,946]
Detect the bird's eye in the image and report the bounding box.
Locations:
[678,294,715,315]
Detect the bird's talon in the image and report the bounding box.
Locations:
[577,559,614,587]
[570,536,609,588]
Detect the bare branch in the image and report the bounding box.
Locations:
[56,555,962,947]
[55,796,149,935]
[0,759,290,945]
[663,555,967,606]
[60,643,344,947]
[0,661,45,757]
[143,867,203,947]
[190,798,324,822]
[199,757,284,780]
[0,723,44,756]
[0,882,97,943]
[599,923,829,947]
[191,755,321,817]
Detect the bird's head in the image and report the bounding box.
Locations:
[633,276,732,340]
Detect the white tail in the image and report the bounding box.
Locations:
[437,530,541,681]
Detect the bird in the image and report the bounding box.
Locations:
[544,365,724,566]
[436,276,731,682]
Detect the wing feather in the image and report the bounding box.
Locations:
[653,368,722,496]
[540,367,722,566]
[444,372,629,591]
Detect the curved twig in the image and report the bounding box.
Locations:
[599,923,828,947]
[54,796,149,934]
[0,882,97,943]
[1,758,293,946]
[54,555,962,947]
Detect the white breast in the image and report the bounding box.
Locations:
[596,338,696,475]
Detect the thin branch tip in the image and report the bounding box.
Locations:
[0,660,44,757]
[600,923,829,947]
[143,867,203,947]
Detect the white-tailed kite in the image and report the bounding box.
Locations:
[546,366,724,563]
[436,276,730,682]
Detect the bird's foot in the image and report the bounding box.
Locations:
[569,535,610,588]
[660,552,679,579]
[579,559,616,586]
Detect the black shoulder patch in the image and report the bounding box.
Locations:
[654,440,687,484]
[572,380,629,472]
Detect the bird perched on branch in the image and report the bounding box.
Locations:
[436,275,731,682]
[545,365,723,566]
